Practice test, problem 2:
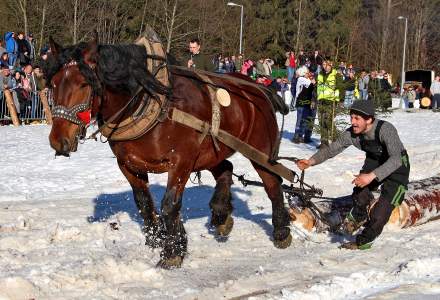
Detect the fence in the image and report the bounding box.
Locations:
[0,89,53,125]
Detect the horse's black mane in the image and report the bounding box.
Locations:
[43,43,170,98]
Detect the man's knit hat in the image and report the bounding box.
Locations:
[350,100,375,117]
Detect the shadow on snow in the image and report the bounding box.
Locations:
[87,183,275,238]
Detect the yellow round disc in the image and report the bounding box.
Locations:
[421,97,431,108]
[216,88,231,107]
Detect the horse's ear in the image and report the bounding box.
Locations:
[49,36,62,56]
[83,31,98,69]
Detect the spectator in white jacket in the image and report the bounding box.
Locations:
[430,76,440,111]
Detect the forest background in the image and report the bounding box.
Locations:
[1,0,439,80]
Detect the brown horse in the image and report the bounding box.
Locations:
[44,37,292,268]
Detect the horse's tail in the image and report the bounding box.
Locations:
[261,86,289,115]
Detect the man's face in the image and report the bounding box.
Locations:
[2,69,10,77]
[436,76,440,82]
[351,114,372,134]
[18,34,24,40]
[24,65,33,74]
[189,42,200,55]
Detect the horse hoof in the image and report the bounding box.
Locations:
[273,233,292,249]
[156,256,183,269]
[216,215,234,237]
[145,235,163,249]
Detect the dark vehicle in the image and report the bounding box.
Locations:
[405,69,435,107]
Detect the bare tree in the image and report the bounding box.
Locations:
[37,0,48,54]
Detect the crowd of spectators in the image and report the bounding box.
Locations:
[200,47,423,146]
[0,31,48,124]
[207,49,396,109]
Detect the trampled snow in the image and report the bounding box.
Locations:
[0,110,439,299]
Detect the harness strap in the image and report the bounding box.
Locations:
[375,120,384,142]
[194,72,221,151]
[171,108,296,183]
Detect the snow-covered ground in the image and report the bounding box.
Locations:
[0,110,440,299]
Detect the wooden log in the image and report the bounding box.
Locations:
[388,176,440,228]
[290,175,440,231]
[4,90,20,126]
[289,208,315,231]
[39,90,52,124]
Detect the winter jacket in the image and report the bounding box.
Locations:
[317,69,344,102]
[255,61,265,76]
[309,54,323,71]
[0,73,13,91]
[430,81,440,95]
[358,75,369,90]
[4,32,17,54]
[17,38,30,55]
[285,52,296,68]
[296,76,315,107]
[185,52,213,72]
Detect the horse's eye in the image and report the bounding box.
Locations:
[80,83,89,88]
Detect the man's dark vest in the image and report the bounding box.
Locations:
[359,120,410,185]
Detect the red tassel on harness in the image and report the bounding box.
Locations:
[77,110,91,125]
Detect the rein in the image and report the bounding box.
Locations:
[86,86,145,142]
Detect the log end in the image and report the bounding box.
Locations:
[289,208,315,231]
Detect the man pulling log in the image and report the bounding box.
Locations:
[296,99,410,250]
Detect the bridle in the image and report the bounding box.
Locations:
[51,61,96,133]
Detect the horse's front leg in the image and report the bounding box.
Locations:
[157,166,191,269]
[118,162,164,248]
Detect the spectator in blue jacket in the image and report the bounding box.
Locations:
[4,32,18,68]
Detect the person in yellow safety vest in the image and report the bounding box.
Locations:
[316,60,344,148]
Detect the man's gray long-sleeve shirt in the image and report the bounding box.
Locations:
[311,119,406,181]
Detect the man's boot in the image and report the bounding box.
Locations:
[338,212,366,235]
[339,241,373,250]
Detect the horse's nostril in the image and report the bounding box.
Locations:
[61,138,71,153]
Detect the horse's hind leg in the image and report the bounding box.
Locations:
[251,162,292,248]
[158,167,191,269]
[118,163,163,248]
[209,160,234,237]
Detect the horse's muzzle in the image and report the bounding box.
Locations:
[53,138,77,157]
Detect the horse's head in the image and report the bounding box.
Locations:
[46,36,100,157]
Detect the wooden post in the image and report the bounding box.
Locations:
[4,90,20,126]
[39,90,52,124]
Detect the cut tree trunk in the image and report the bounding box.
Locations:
[290,174,440,231]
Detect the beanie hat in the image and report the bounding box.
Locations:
[350,100,375,117]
